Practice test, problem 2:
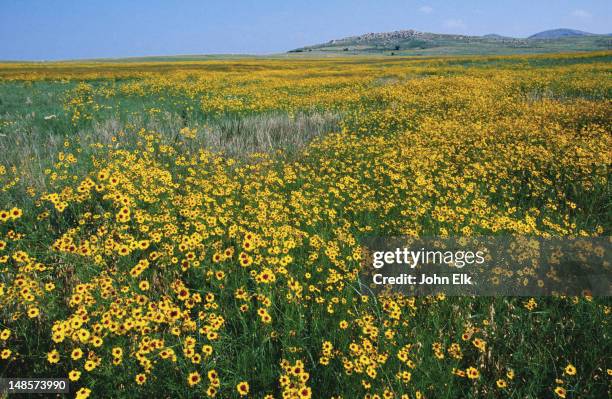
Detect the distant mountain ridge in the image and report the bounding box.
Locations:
[315,29,486,47]
[290,28,612,56]
[528,28,596,39]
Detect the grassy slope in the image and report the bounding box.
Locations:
[291,35,612,56]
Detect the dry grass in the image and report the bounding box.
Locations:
[0,110,340,192]
[196,111,340,157]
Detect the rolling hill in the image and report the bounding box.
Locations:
[289,28,612,56]
[528,28,595,39]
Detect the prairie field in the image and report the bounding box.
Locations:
[0,52,611,398]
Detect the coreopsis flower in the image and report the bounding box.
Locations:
[75,387,91,399]
[236,381,250,396]
[187,371,201,387]
[47,349,60,364]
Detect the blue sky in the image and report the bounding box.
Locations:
[1,0,610,60]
